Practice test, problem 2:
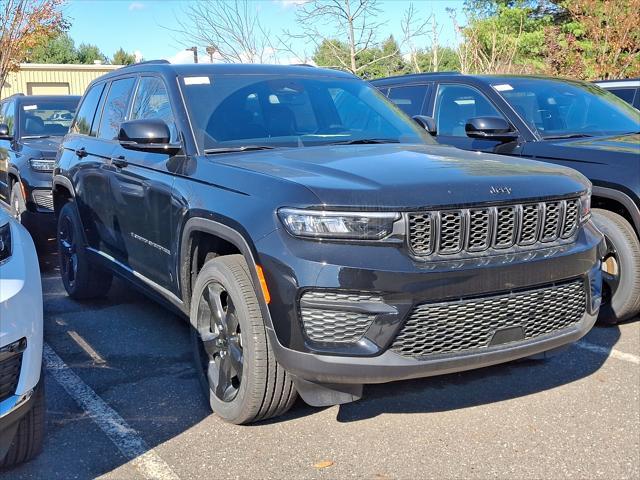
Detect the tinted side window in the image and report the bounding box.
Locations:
[73,83,105,135]
[1,100,15,133]
[388,85,429,116]
[131,77,177,140]
[98,77,136,140]
[607,88,636,105]
[435,84,505,137]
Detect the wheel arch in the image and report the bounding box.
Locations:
[179,217,273,330]
[52,175,75,217]
[592,186,640,237]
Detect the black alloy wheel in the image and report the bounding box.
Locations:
[58,213,78,289]
[196,281,244,402]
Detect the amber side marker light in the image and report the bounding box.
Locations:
[256,265,271,304]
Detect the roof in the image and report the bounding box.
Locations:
[95,61,356,82]
[10,94,81,103]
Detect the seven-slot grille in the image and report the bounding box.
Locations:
[390,280,586,358]
[408,198,581,257]
[32,189,54,211]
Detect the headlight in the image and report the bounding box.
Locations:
[0,222,12,264]
[579,189,591,223]
[278,208,401,240]
[29,158,55,172]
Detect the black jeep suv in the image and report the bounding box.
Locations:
[373,74,640,323]
[54,63,604,424]
[0,94,80,242]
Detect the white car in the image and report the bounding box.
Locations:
[0,208,44,468]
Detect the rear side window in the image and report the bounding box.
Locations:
[387,85,429,116]
[73,83,105,135]
[606,88,636,105]
[98,77,136,140]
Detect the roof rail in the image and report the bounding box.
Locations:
[116,59,170,69]
[4,93,25,99]
[290,63,315,67]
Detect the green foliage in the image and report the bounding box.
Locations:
[112,48,137,66]
[28,32,78,64]
[77,43,107,65]
[415,47,460,73]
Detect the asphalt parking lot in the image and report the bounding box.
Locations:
[3,247,639,480]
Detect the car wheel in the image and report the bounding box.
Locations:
[57,201,113,299]
[0,381,45,468]
[190,254,297,424]
[592,209,640,323]
[9,182,26,224]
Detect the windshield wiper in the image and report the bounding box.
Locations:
[542,133,594,140]
[204,145,276,155]
[21,135,52,139]
[328,138,400,145]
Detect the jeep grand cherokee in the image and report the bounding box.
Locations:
[53,62,604,424]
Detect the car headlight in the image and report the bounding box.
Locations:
[29,158,55,172]
[278,208,401,240]
[0,222,12,264]
[579,189,591,223]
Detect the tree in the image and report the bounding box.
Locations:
[28,31,77,63]
[0,0,67,97]
[292,0,423,77]
[112,48,136,65]
[167,0,276,63]
[77,43,107,64]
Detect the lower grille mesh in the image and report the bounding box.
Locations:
[32,190,54,211]
[0,352,23,403]
[301,308,374,343]
[391,280,586,358]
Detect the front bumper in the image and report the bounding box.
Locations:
[22,173,55,239]
[256,220,604,386]
[0,220,44,409]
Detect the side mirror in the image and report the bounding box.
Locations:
[0,123,12,140]
[118,119,181,154]
[465,117,518,142]
[412,115,437,135]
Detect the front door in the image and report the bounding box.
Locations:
[432,83,521,155]
[106,76,179,291]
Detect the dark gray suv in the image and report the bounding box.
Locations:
[53,62,604,424]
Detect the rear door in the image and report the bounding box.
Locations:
[105,75,179,290]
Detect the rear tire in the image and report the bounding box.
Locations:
[9,183,26,224]
[592,209,640,323]
[0,381,45,469]
[57,201,113,299]
[190,254,296,424]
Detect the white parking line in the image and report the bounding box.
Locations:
[68,330,107,365]
[43,343,180,480]
[576,340,640,365]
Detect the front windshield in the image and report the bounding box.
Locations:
[180,74,434,151]
[19,99,79,138]
[491,78,640,139]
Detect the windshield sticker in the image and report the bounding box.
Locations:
[493,84,513,92]
[184,76,210,85]
[23,105,38,110]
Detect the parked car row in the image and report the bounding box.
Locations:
[0,63,637,467]
[372,73,640,323]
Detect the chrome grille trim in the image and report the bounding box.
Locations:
[390,280,586,358]
[407,197,581,259]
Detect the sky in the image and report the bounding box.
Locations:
[64,0,465,64]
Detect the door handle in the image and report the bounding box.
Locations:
[76,147,88,158]
[111,156,128,168]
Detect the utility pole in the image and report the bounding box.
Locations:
[186,46,198,63]
[206,45,217,63]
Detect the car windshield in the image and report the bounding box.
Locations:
[19,99,79,138]
[491,78,640,139]
[179,74,434,152]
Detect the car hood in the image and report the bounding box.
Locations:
[212,143,589,208]
[20,136,63,157]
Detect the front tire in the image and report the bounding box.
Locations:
[0,381,45,469]
[592,209,640,323]
[57,202,113,299]
[190,254,296,424]
[9,182,26,224]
